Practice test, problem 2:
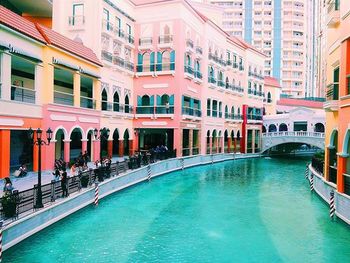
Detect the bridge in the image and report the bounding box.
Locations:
[261,131,325,153]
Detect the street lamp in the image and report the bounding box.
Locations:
[28,127,53,209]
[93,127,110,140]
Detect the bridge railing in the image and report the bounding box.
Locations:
[262,131,325,138]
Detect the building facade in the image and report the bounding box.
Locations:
[324,0,350,195]
[194,0,317,99]
[0,0,268,178]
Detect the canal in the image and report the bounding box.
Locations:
[4,157,350,262]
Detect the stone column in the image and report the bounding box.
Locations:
[234,137,237,153]
[0,130,10,178]
[216,136,219,153]
[227,137,231,153]
[209,136,212,154]
[189,129,193,155]
[118,139,124,157]
[337,154,348,193]
[73,72,81,108]
[0,53,11,100]
[129,139,134,156]
[107,139,113,158]
[63,140,71,164]
[81,139,88,153]
[92,139,100,162]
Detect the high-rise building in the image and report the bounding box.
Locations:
[193,0,318,98]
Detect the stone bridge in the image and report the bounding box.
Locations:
[261,131,325,153]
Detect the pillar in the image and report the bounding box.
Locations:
[107,140,113,158]
[337,155,347,193]
[227,137,231,153]
[252,129,256,153]
[93,80,101,110]
[118,139,124,157]
[73,72,81,107]
[82,139,88,153]
[209,136,212,154]
[129,139,134,156]
[234,138,237,153]
[189,129,193,155]
[43,141,56,171]
[0,53,11,100]
[0,130,10,178]
[133,131,139,153]
[216,137,219,153]
[34,64,43,105]
[93,139,100,162]
[63,140,71,164]
[33,131,39,172]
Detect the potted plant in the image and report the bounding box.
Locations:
[1,194,17,218]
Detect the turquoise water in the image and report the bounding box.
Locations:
[4,157,350,262]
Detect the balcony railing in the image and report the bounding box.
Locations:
[248,88,264,97]
[54,90,74,106]
[225,113,243,120]
[159,35,173,44]
[248,71,264,80]
[326,83,339,101]
[136,106,154,114]
[11,85,35,104]
[182,106,202,117]
[247,114,263,121]
[113,56,134,72]
[68,15,85,26]
[155,106,174,114]
[194,71,202,79]
[184,65,194,75]
[137,63,175,73]
[217,80,225,87]
[195,46,203,55]
[102,102,133,113]
[208,76,216,84]
[114,27,125,38]
[186,39,194,48]
[80,96,96,109]
[135,105,173,114]
[139,37,152,46]
[101,50,113,63]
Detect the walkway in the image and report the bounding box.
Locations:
[0,156,127,195]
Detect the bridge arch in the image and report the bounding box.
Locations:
[279,123,288,132]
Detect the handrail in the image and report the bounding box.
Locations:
[262,131,325,138]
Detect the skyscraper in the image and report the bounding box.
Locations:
[193,0,318,98]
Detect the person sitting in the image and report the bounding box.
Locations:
[52,169,61,182]
[18,164,28,177]
[70,163,77,177]
[3,177,14,196]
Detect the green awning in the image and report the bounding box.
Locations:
[80,68,101,79]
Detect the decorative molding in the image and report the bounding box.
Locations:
[78,117,99,124]
[143,84,169,89]
[142,121,168,126]
[187,86,198,93]
[50,115,76,122]
[0,118,24,127]
[186,124,197,128]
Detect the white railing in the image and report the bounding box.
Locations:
[262,131,325,138]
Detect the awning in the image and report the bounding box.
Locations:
[80,67,101,79]
[52,57,79,71]
[9,45,42,63]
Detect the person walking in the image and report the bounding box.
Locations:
[61,168,68,197]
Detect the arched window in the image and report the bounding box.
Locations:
[186,55,191,66]
[231,106,235,116]
[101,89,108,111]
[113,92,120,112]
[237,107,241,116]
[162,50,170,70]
[125,94,130,113]
[225,105,228,118]
[219,101,222,117]
[267,92,272,103]
[143,52,151,71]
[226,77,229,89]
[141,95,150,106]
[195,60,200,72]
[161,94,169,105]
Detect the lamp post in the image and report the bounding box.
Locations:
[28,127,53,209]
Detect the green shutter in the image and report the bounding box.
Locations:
[190,98,194,108]
[169,95,174,105]
[150,52,155,72]
[137,96,142,106]
[170,50,175,70]
[137,53,143,72]
[156,95,161,105]
[150,95,154,105]
[157,52,162,71]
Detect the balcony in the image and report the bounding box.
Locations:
[182,107,202,120]
[327,1,340,28]
[102,20,114,36]
[208,77,217,89]
[217,80,225,88]
[125,34,135,48]
[68,16,85,30]
[248,71,264,80]
[135,105,174,118]
[158,35,173,49]
[139,37,153,50]
[102,102,133,116]
[11,85,35,104]
[54,90,74,106]
[114,27,125,43]
[184,65,194,79]
[324,83,339,112]
[247,114,263,123]
[194,71,203,84]
[136,63,175,77]
[248,88,264,98]
[186,39,194,53]
[101,50,113,64]
[225,113,243,122]
[113,56,134,74]
[226,84,244,95]
[195,46,203,58]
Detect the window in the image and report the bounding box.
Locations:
[72,4,84,26]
